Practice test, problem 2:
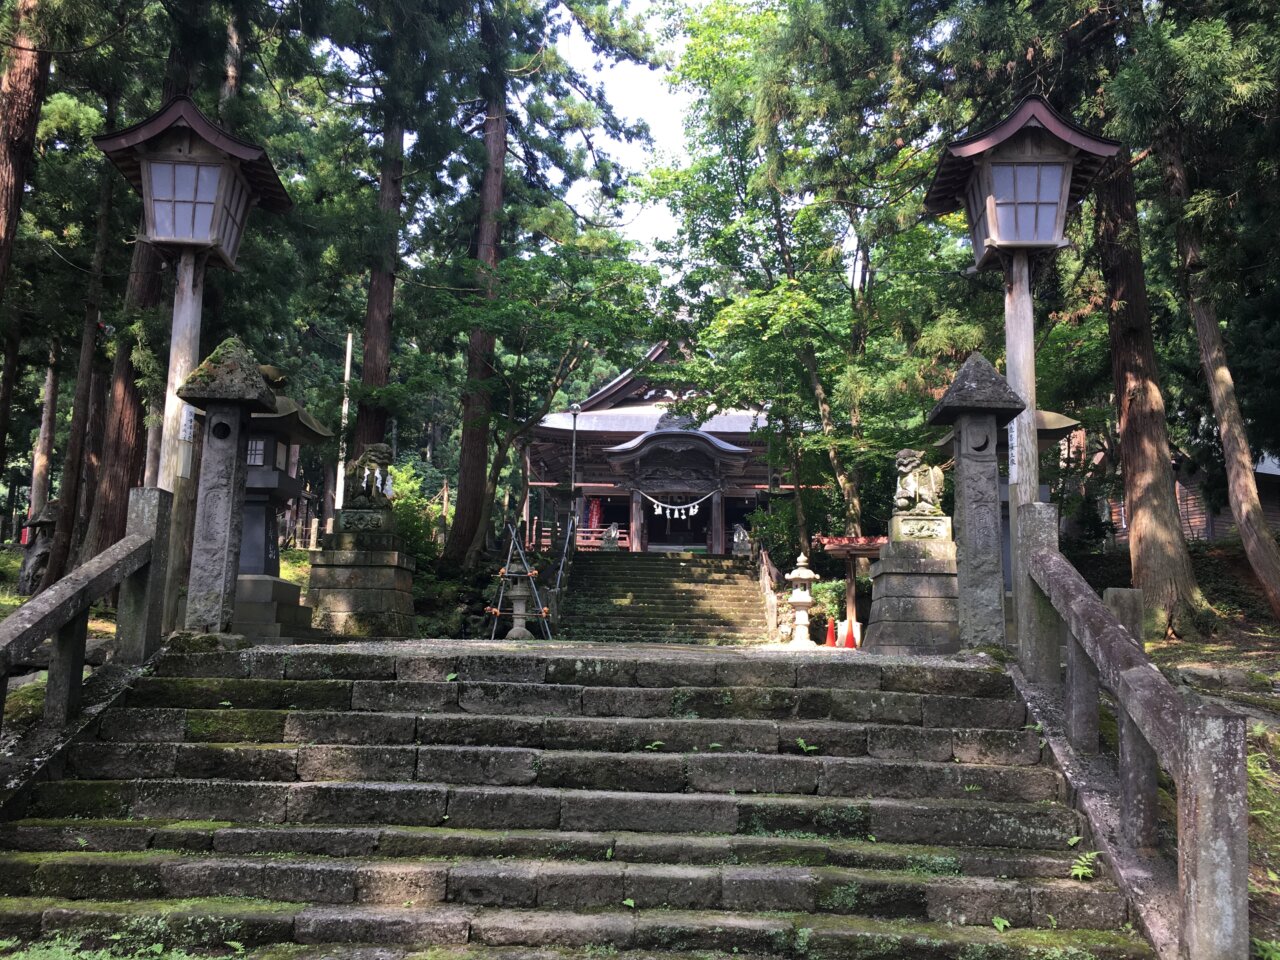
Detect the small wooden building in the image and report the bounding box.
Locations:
[525,344,775,554]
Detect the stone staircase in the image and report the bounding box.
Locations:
[561,552,770,644]
[0,638,1152,958]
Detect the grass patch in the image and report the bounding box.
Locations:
[1247,723,1280,944]
[278,550,310,592]
[0,547,23,619]
[3,678,46,740]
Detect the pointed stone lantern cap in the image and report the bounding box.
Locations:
[927,352,1026,428]
[177,337,276,413]
[785,553,820,587]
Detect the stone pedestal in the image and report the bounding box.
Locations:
[863,536,960,656]
[232,574,314,639]
[306,507,415,637]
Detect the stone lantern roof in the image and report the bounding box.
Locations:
[927,352,1026,428]
[177,337,276,412]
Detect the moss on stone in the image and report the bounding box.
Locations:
[184,709,285,743]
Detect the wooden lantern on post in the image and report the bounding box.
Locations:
[925,96,1119,667]
[93,97,292,493]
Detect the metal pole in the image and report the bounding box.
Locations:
[334,330,354,512]
[570,403,581,521]
[1005,249,1039,657]
[157,250,205,493]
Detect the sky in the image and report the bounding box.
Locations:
[558,7,693,253]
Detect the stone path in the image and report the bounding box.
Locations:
[0,638,1152,958]
[560,553,769,643]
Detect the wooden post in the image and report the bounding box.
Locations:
[116,488,173,664]
[1015,501,1063,683]
[629,489,644,553]
[1106,587,1159,852]
[158,250,205,493]
[711,490,725,555]
[334,329,354,511]
[1005,250,1038,650]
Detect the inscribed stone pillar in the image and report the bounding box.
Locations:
[926,352,1025,648]
[176,339,277,633]
[711,490,725,555]
[629,489,644,553]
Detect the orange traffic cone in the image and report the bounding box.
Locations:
[824,619,836,647]
[843,622,857,649]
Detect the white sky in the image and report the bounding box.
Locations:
[559,6,692,253]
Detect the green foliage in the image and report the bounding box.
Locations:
[0,938,207,958]
[992,917,1012,933]
[1070,851,1101,882]
[390,464,445,574]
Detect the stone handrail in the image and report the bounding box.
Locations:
[1019,502,1246,960]
[0,489,171,736]
[758,548,781,638]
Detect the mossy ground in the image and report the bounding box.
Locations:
[277,551,309,594]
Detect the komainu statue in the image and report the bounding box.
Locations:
[345,443,394,509]
[892,449,944,516]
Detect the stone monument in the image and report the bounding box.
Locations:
[307,443,415,637]
[177,339,277,633]
[927,352,1025,648]
[863,449,960,655]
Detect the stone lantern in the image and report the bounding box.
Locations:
[176,338,276,633]
[785,553,819,646]
[94,97,291,495]
[503,560,537,641]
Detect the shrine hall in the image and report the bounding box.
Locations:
[525,343,775,554]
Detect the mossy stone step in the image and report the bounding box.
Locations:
[0,898,1155,957]
[146,648,1018,700]
[24,780,1082,848]
[0,851,1123,929]
[0,818,1084,879]
[67,743,1061,802]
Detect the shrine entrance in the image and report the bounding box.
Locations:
[603,429,752,555]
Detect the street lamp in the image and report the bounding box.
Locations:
[569,403,582,522]
[94,96,292,493]
[925,95,1118,663]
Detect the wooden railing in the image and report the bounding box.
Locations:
[1018,503,1246,960]
[0,489,171,734]
[530,526,631,553]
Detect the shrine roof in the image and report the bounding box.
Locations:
[540,402,765,436]
[813,535,888,559]
[604,428,753,456]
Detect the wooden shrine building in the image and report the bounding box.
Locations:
[525,344,774,554]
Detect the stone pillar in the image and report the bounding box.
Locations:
[926,352,1025,648]
[185,401,252,632]
[174,339,277,634]
[116,488,173,664]
[711,490,725,555]
[505,569,535,640]
[1015,501,1065,683]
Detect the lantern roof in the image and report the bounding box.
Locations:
[926,352,1026,428]
[93,96,292,214]
[177,338,277,412]
[924,96,1119,217]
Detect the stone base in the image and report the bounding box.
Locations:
[863,538,960,656]
[305,532,417,639]
[888,514,952,542]
[232,575,314,639]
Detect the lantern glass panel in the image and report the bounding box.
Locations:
[220,171,251,263]
[247,438,266,466]
[147,160,221,244]
[990,161,1065,243]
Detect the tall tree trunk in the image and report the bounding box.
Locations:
[72,360,107,559]
[18,340,58,594]
[444,9,507,568]
[1160,136,1280,620]
[1095,154,1204,632]
[29,342,59,521]
[38,118,116,591]
[79,233,161,563]
[0,327,19,499]
[352,114,405,453]
[0,0,52,303]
